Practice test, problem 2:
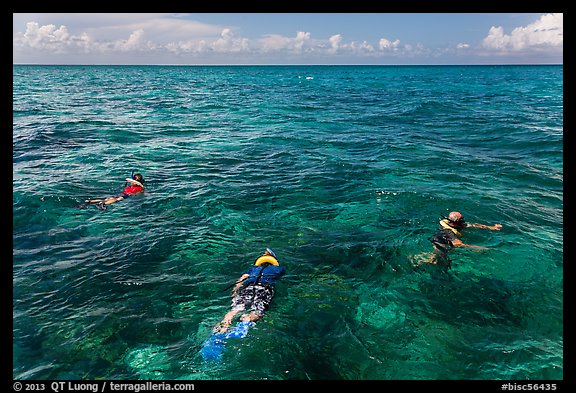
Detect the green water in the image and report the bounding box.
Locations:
[13,65,563,380]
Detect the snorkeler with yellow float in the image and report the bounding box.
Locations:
[200,248,285,361]
[414,211,502,268]
[215,247,285,333]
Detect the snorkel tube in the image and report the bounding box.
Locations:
[124,170,135,188]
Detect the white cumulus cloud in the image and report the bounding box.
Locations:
[379,38,400,51]
[13,13,563,64]
[328,34,343,53]
[258,31,311,53]
[482,13,563,52]
[20,22,70,52]
[294,31,311,53]
[113,29,149,51]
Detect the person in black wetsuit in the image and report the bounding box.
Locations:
[415,211,502,268]
[214,248,286,333]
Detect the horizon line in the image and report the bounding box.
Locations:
[13,63,563,66]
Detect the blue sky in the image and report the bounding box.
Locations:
[13,13,563,65]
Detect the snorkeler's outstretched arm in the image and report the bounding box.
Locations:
[466,223,502,230]
[451,238,489,251]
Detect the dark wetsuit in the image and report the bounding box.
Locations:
[231,265,286,317]
[428,228,459,267]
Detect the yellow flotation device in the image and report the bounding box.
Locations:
[439,219,463,237]
[254,255,279,266]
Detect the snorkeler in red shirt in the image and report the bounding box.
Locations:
[78,173,145,210]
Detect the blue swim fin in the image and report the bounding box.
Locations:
[200,321,254,361]
[200,332,226,362]
[225,321,254,339]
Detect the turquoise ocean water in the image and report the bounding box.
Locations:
[13,65,563,381]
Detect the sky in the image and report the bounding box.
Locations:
[12,13,563,65]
